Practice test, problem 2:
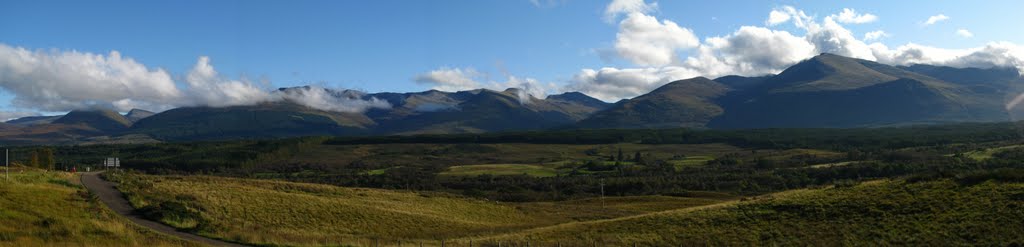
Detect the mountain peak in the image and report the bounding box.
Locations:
[53,109,132,132]
[125,109,156,122]
[546,92,610,109]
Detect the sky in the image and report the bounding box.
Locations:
[1,0,1023,119]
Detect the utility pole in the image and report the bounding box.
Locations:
[600,178,605,208]
[5,149,8,181]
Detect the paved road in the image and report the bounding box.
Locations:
[80,172,247,247]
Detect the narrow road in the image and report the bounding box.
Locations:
[80,172,247,247]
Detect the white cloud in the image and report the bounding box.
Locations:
[864,30,889,41]
[0,44,391,114]
[924,14,949,25]
[804,16,877,60]
[704,26,818,72]
[569,3,1024,102]
[956,29,974,38]
[604,0,657,22]
[0,44,183,112]
[766,9,791,26]
[767,6,815,30]
[413,67,556,103]
[413,67,484,92]
[275,86,391,113]
[832,8,877,24]
[871,42,1024,71]
[569,26,815,101]
[183,56,274,108]
[565,66,703,101]
[614,12,700,66]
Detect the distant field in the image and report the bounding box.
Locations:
[282,143,744,168]
[0,168,192,247]
[109,172,730,246]
[960,144,1024,160]
[441,164,558,177]
[668,155,714,169]
[473,179,1024,246]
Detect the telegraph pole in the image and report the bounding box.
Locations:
[6,149,9,181]
[600,178,605,208]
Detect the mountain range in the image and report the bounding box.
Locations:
[3,53,1022,144]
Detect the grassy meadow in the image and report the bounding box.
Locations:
[441,164,559,177]
[107,172,730,246]
[0,167,194,247]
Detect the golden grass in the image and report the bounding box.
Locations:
[441,164,558,177]
[114,173,731,246]
[0,169,196,247]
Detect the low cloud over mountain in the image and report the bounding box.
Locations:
[0,44,391,117]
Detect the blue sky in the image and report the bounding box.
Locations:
[0,0,1022,116]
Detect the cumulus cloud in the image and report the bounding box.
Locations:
[565,66,702,101]
[864,30,889,41]
[568,2,1024,102]
[871,42,1024,72]
[804,16,877,60]
[956,29,974,38]
[413,67,556,103]
[183,56,274,107]
[0,43,391,114]
[614,13,700,66]
[924,14,949,25]
[832,8,877,24]
[604,0,657,22]
[705,26,817,72]
[0,44,183,112]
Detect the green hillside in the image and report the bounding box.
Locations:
[52,109,132,132]
[576,77,731,129]
[477,178,1024,246]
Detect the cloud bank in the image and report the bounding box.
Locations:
[0,44,390,115]
[413,67,555,104]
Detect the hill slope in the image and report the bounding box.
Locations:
[576,77,731,129]
[129,102,374,141]
[52,109,132,132]
[480,179,1024,245]
[124,109,156,122]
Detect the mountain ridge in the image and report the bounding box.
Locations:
[2,53,1021,144]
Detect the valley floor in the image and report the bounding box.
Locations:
[101,172,1024,246]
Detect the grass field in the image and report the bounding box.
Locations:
[472,179,1024,246]
[441,164,559,177]
[959,144,1024,160]
[0,168,193,247]
[108,172,729,246]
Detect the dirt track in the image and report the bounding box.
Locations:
[80,172,246,247]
